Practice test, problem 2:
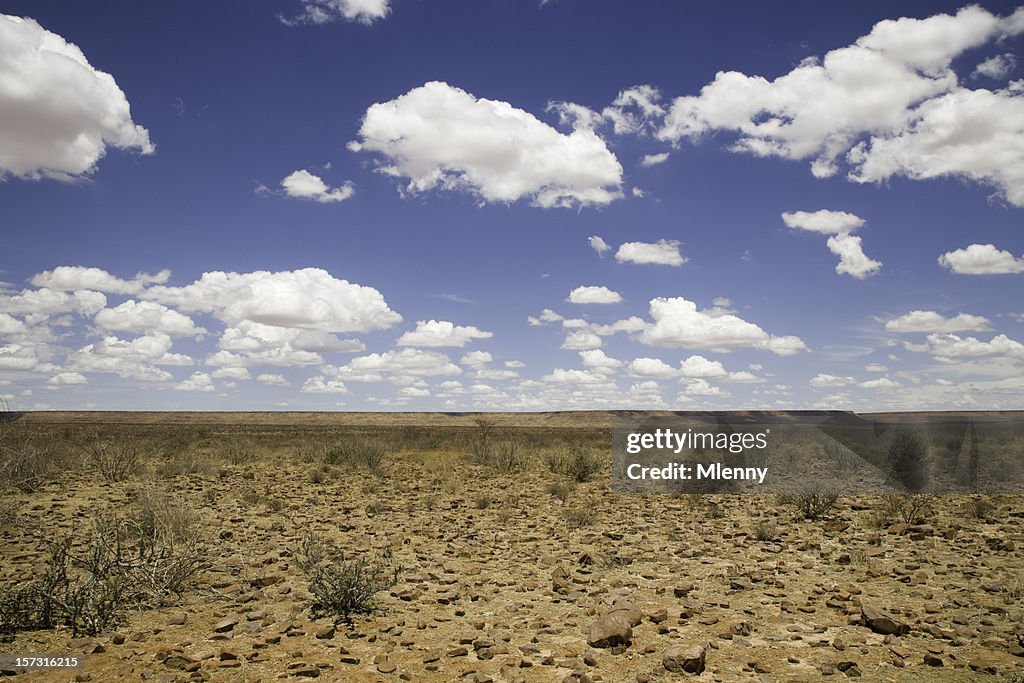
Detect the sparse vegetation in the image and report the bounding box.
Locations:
[886,426,930,491]
[964,496,995,520]
[1,439,63,493]
[294,533,398,621]
[82,437,141,482]
[545,443,602,483]
[788,487,838,521]
[753,519,779,542]
[324,437,388,471]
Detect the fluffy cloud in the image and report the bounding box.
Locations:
[640,152,670,167]
[858,377,900,389]
[973,53,1016,79]
[637,297,807,355]
[396,320,493,347]
[542,368,607,384]
[95,300,206,337]
[627,357,678,379]
[301,376,350,394]
[0,288,106,317]
[0,14,153,180]
[0,314,26,335]
[658,6,1024,204]
[280,170,354,203]
[560,330,603,350]
[31,266,170,295]
[329,348,462,383]
[64,332,191,383]
[912,333,1024,360]
[567,285,622,305]
[143,268,401,332]
[48,372,86,385]
[938,243,1024,274]
[579,349,622,374]
[782,210,880,278]
[211,320,363,367]
[256,373,289,386]
[615,239,686,266]
[781,210,864,235]
[826,233,882,279]
[884,310,991,333]
[588,235,611,256]
[810,373,856,388]
[350,81,623,208]
[281,0,390,25]
[175,372,214,392]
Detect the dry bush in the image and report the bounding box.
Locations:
[546,443,602,483]
[563,505,595,529]
[1,440,64,493]
[546,481,575,503]
[82,438,141,482]
[221,440,257,465]
[295,533,398,621]
[883,493,935,524]
[789,487,838,521]
[753,520,779,542]
[964,496,996,520]
[323,438,388,471]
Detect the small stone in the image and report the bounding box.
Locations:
[168,613,187,626]
[315,625,336,640]
[923,653,943,667]
[587,612,632,649]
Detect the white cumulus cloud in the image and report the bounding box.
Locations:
[0,14,153,180]
[782,210,881,278]
[588,235,611,256]
[350,81,623,208]
[885,310,992,333]
[396,320,493,347]
[637,297,807,355]
[280,170,354,203]
[95,300,206,337]
[615,239,686,266]
[938,243,1024,274]
[567,285,622,304]
[658,6,1024,204]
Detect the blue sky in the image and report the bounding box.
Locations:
[1,0,1023,411]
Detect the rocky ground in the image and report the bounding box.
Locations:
[0,417,1022,682]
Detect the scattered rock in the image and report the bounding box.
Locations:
[662,644,706,674]
[860,604,909,636]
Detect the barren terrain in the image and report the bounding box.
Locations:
[1,412,1022,681]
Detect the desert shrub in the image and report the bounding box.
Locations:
[0,536,127,637]
[882,493,935,524]
[790,487,838,520]
[473,493,491,509]
[546,481,575,503]
[0,440,62,493]
[221,440,256,465]
[964,496,995,520]
[563,505,595,529]
[323,438,388,471]
[467,418,496,464]
[753,520,779,542]
[547,443,602,483]
[294,533,397,621]
[0,513,205,637]
[488,438,529,472]
[887,426,930,491]
[82,438,141,482]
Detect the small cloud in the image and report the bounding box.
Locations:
[280,170,354,203]
[588,235,611,257]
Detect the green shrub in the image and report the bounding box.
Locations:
[295,534,397,621]
[790,487,838,520]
